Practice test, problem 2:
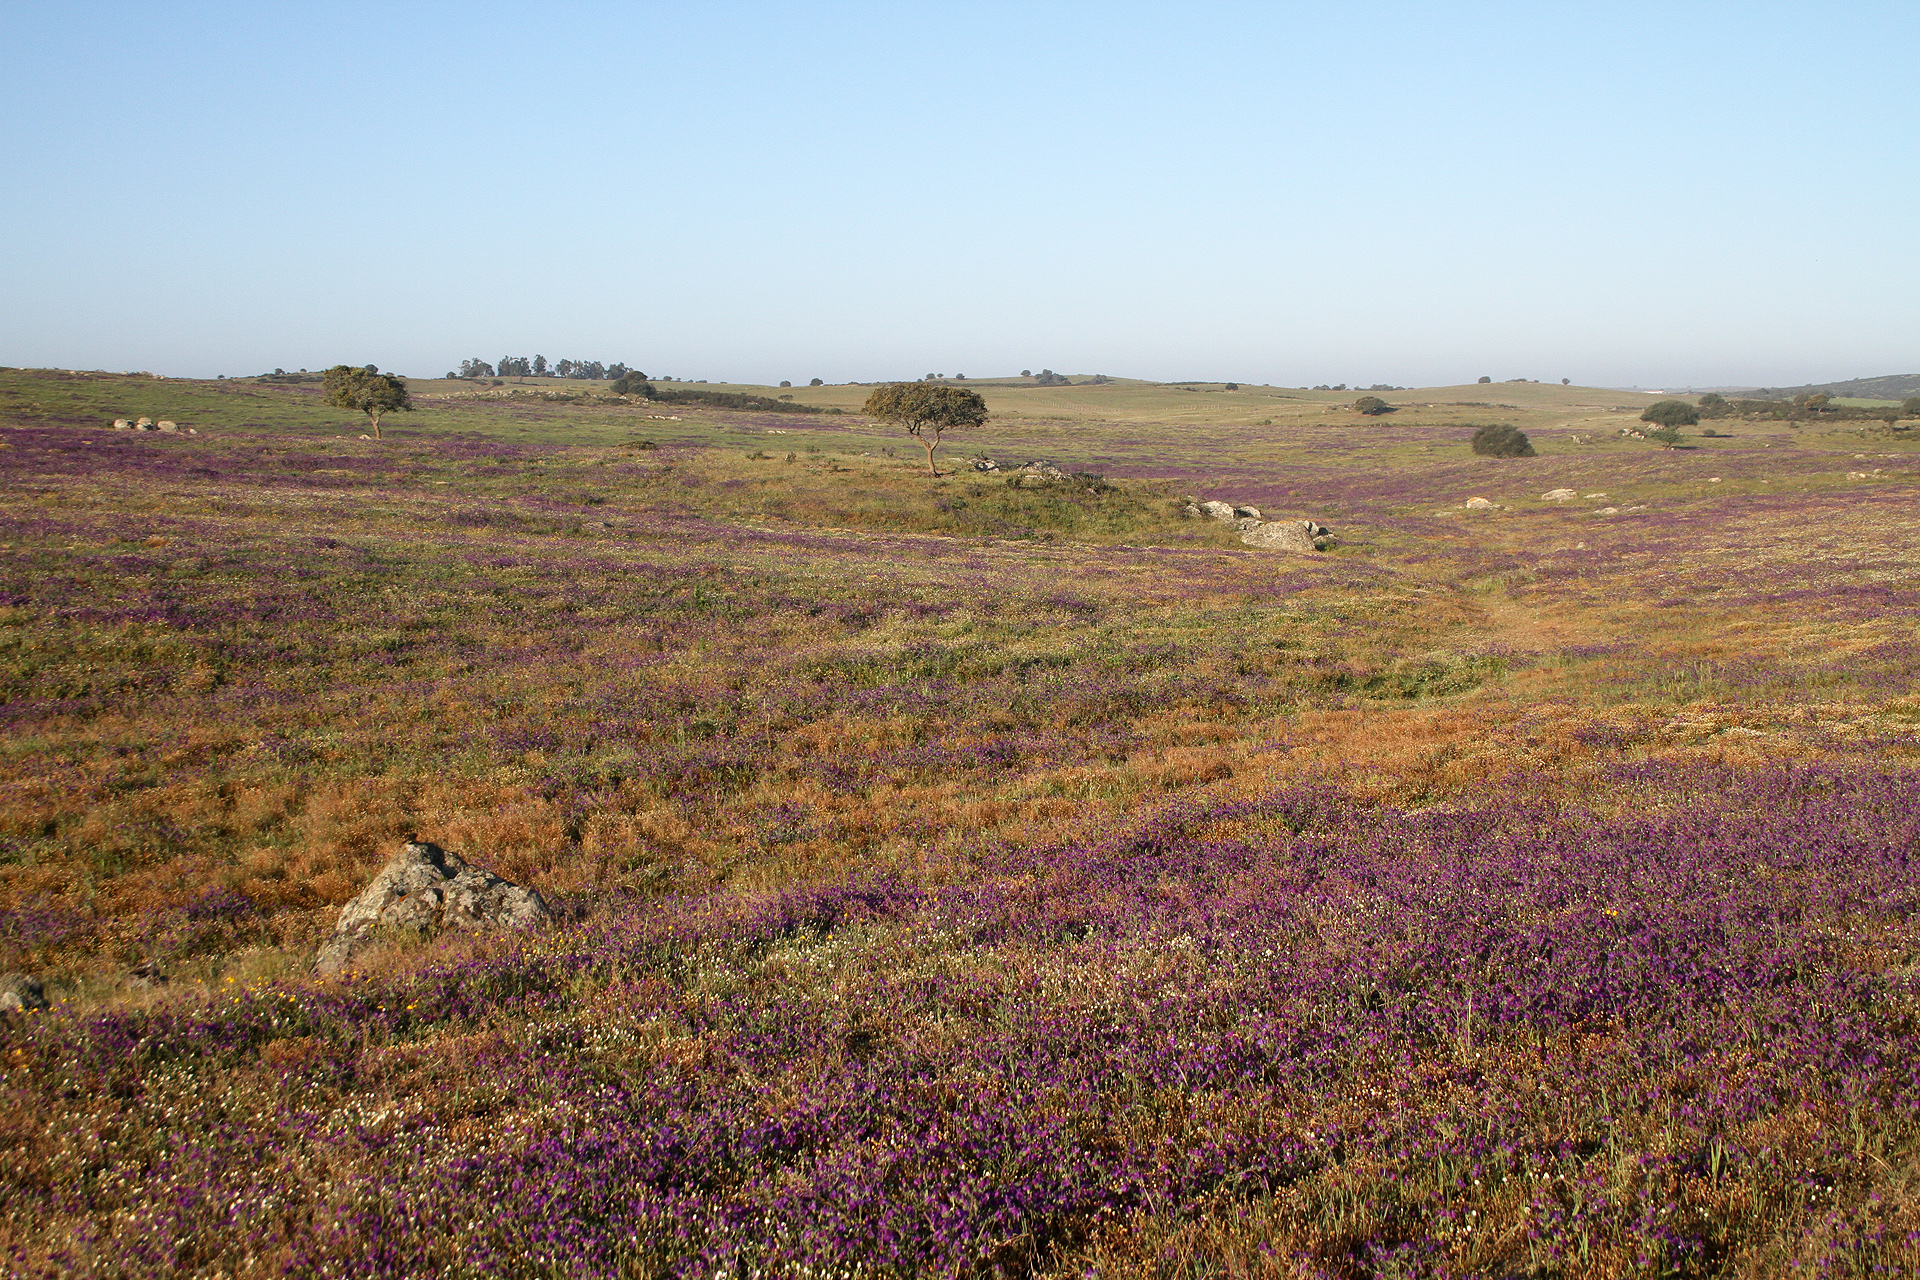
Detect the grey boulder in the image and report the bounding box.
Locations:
[1240,519,1321,553]
[1,973,48,1013]
[316,839,550,976]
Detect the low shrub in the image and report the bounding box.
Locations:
[1469,423,1535,457]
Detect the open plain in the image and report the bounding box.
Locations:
[2,368,1918,1276]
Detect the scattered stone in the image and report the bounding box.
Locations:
[1231,505,1261,520]
[112,419,131,430]
[1,973,48,1012]
[1465,497,1493,510]
[1542,488,1577,501]
[971,458,1000,472]
[1240,520,1318,553]
[157,420,178,433]
[1197,500,1237,522]
[1592,506,1620,516]
[1584,492,1608,499]
[1707,477,1721,483]
[1847,471,1867,480]
[1180,500,1203,518]
[316,839,551,977]
[135,417,153,430]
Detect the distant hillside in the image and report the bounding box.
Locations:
[1714,372,1920,401]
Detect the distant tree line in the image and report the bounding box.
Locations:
[608,371,841,415]
[456,357,634,381]
[1696,391,1917,426]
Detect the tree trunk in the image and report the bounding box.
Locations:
[921,435,937,475]
[369,411,382,440]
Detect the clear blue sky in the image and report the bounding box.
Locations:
[4,1,1915,388]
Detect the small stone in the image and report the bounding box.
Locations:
[112,419,131,430]
[135,417,153,429]
[1,973,49,1012]
[1197,500,1236,522]
[1541,488,1576,501]
[157,420,178,433]
[1584,492,1607,499]
[1231,505,1261,520]
[1465,497,1493,510]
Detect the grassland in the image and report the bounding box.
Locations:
[2,367,1918,1277]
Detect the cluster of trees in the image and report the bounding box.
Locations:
[455,357,634,381]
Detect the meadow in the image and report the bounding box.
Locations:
[2,367,1918,1277]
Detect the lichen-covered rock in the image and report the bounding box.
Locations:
[1,973,49,1012]
[316,840,550,976]
[1232,505,1261,520]
[1240,520,1318,553]
[1197,500,1236,522]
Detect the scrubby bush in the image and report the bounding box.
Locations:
[1477,375,1492,384]
[1469,423,1535,457]
[1353,395,1391,415]
[1903,396,1920,417]
[810,378,824,387]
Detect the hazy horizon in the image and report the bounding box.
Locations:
[4,1,1915,389]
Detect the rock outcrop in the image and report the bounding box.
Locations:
[1183,495,1328,551]
[316,839,551,976]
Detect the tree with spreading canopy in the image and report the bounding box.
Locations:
[1353,395,1392,415]
[323,365,412,439]
[862,382,988,474]
[1642,399,1700,429]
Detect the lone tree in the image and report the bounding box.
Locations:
[862,382,987,474]
[1641,400,1699,441]
[1353,395,1392,415]
[1470,423,1535,457]
[1902,396,1920,418]
[323,365,412,439]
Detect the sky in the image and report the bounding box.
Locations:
[3,1,1916,389]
